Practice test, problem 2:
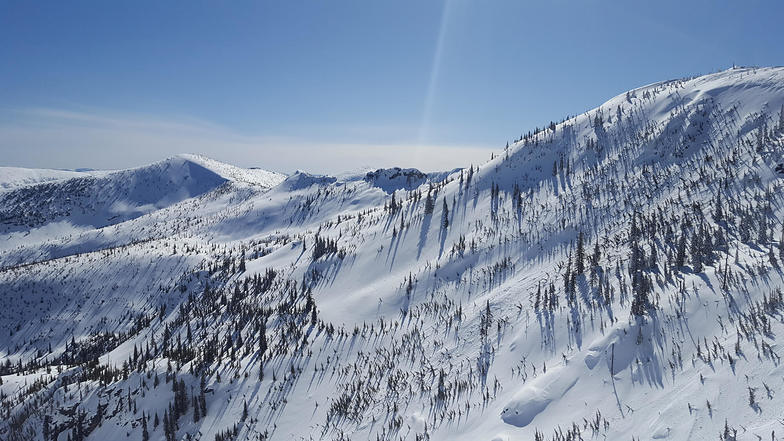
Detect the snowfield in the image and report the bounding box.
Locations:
[0,167,97,190]
[3,66,784,441]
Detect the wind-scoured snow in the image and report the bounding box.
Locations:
[3,67,784,441]
[0,167,97,190]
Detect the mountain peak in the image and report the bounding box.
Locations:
[157,153,287,188]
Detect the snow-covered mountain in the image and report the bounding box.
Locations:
[0,167,96,191]
[3,66,784,441]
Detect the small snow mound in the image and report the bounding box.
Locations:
[406,413,426,432]
[652,426,672,439]
[500,365,578,427]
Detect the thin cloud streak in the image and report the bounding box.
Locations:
[0,108,495,175]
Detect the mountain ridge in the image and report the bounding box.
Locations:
[3,67,784,441]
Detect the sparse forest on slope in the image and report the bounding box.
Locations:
[3,67,784,441]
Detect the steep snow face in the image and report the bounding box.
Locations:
[4,67,784,441]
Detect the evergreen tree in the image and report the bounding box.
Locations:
[43,415,51,441]
[758,215,769,244]
[675,224,688,268]
[690,227,703,272]
[739,214,752,242]
[442,198,449,229]
[163,409,170,441]
[713,193,724,223]
[142,411,150,441]
[564,255,574,303]
[779,223,784,262]
[576,231,585,275]
[193,396,200,422]
[259,320,267,355]
[591,241,601,268]
[631,274,650,316]
[701,224,714,265]
[424,191,435,215]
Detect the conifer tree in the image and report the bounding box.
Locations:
[690,228,703,273]
[142,411,150,441]
[442,198,449,229]
[591,241,601,268]
[424,191,434,215]
[675,225,688,268]
[759,216,769,244]
[713,193,724,223]
[779,223,784,262]
[576,231,585,275]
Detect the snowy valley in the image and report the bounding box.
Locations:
[3,66,784,441]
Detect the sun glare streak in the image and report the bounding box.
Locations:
[416,0,452,166]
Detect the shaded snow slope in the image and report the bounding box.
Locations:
[3,67,784,441]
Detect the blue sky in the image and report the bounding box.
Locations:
[1,0,782,173]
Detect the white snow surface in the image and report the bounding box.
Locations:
[0,167,96,190]
[2,67,784,441]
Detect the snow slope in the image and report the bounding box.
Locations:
[0,167,96,190]
[3,67,784,441]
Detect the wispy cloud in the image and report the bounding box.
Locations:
[0,108,495,174]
